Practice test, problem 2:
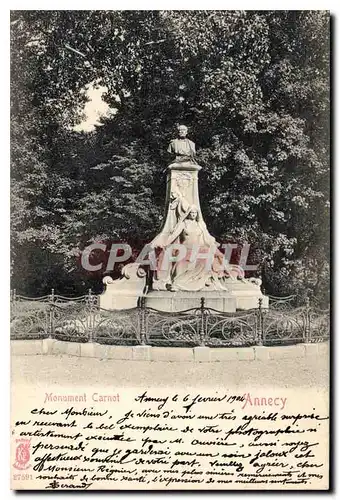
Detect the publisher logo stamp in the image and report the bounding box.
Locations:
[13,439,31,470]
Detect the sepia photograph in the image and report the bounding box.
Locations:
[10,9,330,491]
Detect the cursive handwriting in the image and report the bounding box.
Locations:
[12,390,329,490]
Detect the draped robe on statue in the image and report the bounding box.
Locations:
[152,204,231,292]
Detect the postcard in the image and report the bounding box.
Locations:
[10,9,330,491]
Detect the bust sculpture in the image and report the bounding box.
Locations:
[167,124,197,164]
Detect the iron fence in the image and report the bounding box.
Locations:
[10,289,329,348]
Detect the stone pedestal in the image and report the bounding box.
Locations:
[145,290,237,313]
[151,162,213,249]
[100,263,146,310]
[227,280,269,310]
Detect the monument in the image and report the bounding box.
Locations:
[100,125,268,312]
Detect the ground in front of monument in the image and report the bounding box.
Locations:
[11,348,328,389]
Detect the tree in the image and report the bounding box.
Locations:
[10,10,330,303]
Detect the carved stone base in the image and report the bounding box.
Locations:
[145,282,268,313]
[100,288,143,311]
[100,270,268,312]
[145,290,237,313]
[227,280,269,310]
[99,264,146,310]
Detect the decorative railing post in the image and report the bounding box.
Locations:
[199,297,206,346]
[10,289,17,317]
[87,288,94,343]
[49,288,55,338]
[257,298,263,346]
[139,296,147,345]
[305,296,311,343]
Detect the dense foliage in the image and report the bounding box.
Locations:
[11,10,330,304]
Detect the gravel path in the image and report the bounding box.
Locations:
[11,349,328,389]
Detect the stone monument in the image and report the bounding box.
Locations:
[100,125,268,312]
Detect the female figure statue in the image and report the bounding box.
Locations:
[154,205,228,292]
